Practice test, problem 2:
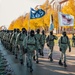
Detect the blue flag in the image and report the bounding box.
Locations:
[30,8,45,19]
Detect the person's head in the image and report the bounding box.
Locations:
[42,30,45,35]
[14,28,16,32]
[16,29,20,33]
[22,28,27,34]
[50,31,53,35]
[62,31,66,36]
[36,29,40,34]
[30,30,35,37]
[7,30,9,33]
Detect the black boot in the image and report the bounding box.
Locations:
[40,53,42,55]
[36,60,39,64]
[59,60,63,66]
[50,58,53,62]
[13,51,15,55]
[30,66,33,73]
[27,63,29,68]
[48,55,53,62]
[20,59,23,65]
[64,61,67,67]
[15,54,17,59]
[41,52,44,56]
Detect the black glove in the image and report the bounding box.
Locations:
[24,48,27,53]
[60,48,62,51]
[69,47,71,52]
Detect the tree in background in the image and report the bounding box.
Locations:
[8,0,75,31]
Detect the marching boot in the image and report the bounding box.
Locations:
[20,59,23,65]
[30,66,33,73]
[41,52,44,56]
[36,60,39,64]
[59,60,63,66]
[48,55,53,62]
[64,61,67,67]
[26,62,30,68]
[13,51,15,55]
[50,57,53,62]
[15,54,17,59]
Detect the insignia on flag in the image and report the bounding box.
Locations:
[30,8,45,19]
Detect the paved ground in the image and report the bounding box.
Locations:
[0,41,75,75]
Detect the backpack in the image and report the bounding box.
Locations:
[61,36,68,44]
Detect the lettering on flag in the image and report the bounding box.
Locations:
[30,8,45,19]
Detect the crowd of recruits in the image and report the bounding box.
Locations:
[0,28,75,73]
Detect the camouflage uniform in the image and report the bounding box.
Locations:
[23,30,40,72]
[2,30,7,47]
[6,30,11,50]
[10,29,17,54]
[40,30,46,56]
[0,30,5,44]
[46,31,58,62]
[58,31,71,67]
[72,34,75,47]
[35,29,41,63]
[16,28,27,64]
[8,30,13,51]
[5,30,11,50]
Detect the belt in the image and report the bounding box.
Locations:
[27,44,35,45]
[49,40,54,41]
[19,39,23,41]
[61,43,67,44]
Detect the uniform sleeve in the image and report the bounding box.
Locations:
[67,37,71,48]
[23,36,27,49]
[54,35,58,40]
[15,33,20,46]
[10,34,14,43]
[40,35,46,45]
[58,37,62,47]
[36,38,41,49]
[46,35,49,43]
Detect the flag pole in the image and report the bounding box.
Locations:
[45,0,49,33]
[28,8,30,35]
[58,4,61,34]
[27,14,30,38]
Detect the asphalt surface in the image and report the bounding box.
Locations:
[0,41,75,75]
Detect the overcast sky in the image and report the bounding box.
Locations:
[0,0,47,28]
